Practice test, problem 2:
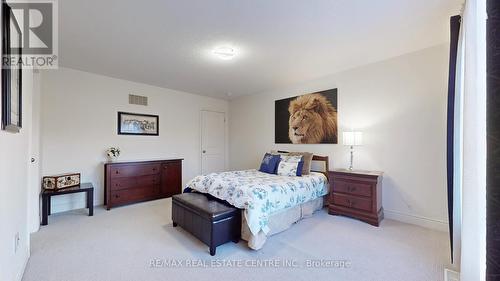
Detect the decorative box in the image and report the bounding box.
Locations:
[42,173,81,190]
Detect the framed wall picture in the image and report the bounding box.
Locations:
[117,112,159,136]
[275,88,338,144]
[1,3,22,133]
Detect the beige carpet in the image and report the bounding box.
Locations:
[23,198,450,281]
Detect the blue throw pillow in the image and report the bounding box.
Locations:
[259,153,281,174]
[296,161,304,176]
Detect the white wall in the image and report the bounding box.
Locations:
[0,68,36,281]
[40,68,228,213]
[229,44,450,231]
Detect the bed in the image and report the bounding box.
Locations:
[185,155,329,250]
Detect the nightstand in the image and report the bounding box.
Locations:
[328,169,383,226]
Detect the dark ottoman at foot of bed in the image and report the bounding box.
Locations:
[172,193,241,256]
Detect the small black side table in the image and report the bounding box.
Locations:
[41,183,94,225]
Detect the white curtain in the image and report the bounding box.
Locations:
[452,12,465,268]
[459,0,487,280]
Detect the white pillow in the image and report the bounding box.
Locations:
[277,161,300,177]
[280,155,302,163]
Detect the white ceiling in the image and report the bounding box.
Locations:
[59,0,462,99]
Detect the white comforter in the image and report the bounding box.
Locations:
[186,169,328,235]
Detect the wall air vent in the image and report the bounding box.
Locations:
[129,94,148,106]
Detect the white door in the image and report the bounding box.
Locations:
[201,110,226,174]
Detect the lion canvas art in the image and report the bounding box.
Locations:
[275,89,338,144]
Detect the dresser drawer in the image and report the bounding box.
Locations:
[110,186,158,205]
[333,179,372,197]
[332,193,372,212]
[110,164,160,178]
[105,159,183,210]
[110,175,160,191]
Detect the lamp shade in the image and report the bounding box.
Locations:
[343,131,363,146]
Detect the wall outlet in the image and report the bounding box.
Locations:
[14,232,20,253]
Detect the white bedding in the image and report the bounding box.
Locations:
[241,196,326,250]
[185,169,329,236]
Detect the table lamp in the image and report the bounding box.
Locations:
[343,131,363,170]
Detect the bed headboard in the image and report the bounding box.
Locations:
[311,155,329,178]
[277,151,329,180]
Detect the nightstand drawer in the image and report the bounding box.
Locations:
[332,193,372,212]
[333,180,372,197]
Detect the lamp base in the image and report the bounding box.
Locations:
[349,145,354,171]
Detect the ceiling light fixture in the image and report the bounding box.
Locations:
[212,46,236,60]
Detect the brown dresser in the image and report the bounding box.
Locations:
[328,169,383,226]
[104,159,183,210]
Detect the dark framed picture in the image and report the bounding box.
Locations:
[1,3,22,133]
[117,112,159,136]
[275,88,338,144]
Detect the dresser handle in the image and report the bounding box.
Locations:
[115,171,119,174]
[348,186,357,192]
[115,194,119,198]
[347,199,356,207]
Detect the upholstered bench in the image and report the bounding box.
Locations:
[172,193,241,256]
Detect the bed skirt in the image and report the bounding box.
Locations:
[241,196,326,250]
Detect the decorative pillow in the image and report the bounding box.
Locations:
[277,160,304,176]
[279,155,303,163]
[259,153,281,174]
[288,152,313,175]
[296,161,304,176]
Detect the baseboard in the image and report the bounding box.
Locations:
[16,249,30,281]
[49,193,94,214]
[50,201,87,214]
[384,209,449,232]
[444,268,460,281]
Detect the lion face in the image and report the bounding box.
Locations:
[289,109,320,143]
[288,93,338,144]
